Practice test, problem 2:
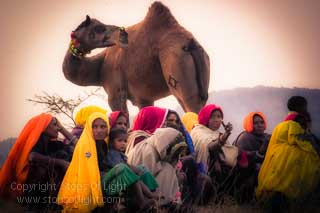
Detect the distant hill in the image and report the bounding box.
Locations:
[0,137,16,167]
[1,86,319,167]
[176,86,320,142]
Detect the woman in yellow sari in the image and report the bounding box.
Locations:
[69,105,107,139]
[256,113,320,208]
[57,112,108,212]
[58,112,155,212]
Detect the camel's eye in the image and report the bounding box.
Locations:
[94,25,106,34]
[89,31,95,39]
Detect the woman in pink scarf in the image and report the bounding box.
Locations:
[126,106,167,154]
[127,106,195,155]
[132,106,167,133]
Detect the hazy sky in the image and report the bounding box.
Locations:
[1,0,320,139]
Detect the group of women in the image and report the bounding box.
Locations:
[0,95,319,212]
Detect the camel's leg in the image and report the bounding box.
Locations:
[107,86,128,112]
[136,100,154,110]
[128,96,154,110]
[159,44,207,113]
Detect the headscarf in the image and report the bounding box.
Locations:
[243,112,267,133]
[284,112,299,121]
[198,104,223,126]
[57,112,110,212]
[128,127,184,172]
[109,111,129,129]
[0,113,52,199]
[257,120,320,199]
[132,106,167,134]
[75,105,107,127]
[168,110,195,154]
[149,128,184,160]
[181,112,198,133]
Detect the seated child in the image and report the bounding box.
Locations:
[102,128,159,210]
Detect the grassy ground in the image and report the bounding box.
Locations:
[1,195,319,213]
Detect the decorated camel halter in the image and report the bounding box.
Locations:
[69,31,91,58]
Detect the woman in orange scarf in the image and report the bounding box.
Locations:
[0,113,73,203]
[234,112,270,169]
[233,112,271,202]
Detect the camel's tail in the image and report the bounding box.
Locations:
[187,39,210,102]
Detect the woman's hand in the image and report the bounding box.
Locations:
[55,117,75,143]
[219,122,233,145]
[55,118,64,131]
[223,122,233,134]
[55,159,70,170]
[258,137,270,155]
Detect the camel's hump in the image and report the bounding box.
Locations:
[144,1,178,27]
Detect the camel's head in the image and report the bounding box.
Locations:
[71,15,125,51]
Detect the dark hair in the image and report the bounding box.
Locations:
[165,110,181,129]
[167,110,181,120]
[211,109,223,119]
[109,128,127,143]
[294,112,311,130]
[287,96,307,113]
[118,111,130,128]
[253,113,263,120]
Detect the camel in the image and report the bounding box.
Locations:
[63,1,210,113]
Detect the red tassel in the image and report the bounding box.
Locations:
[70,31,76,39]
[73,40,79,47]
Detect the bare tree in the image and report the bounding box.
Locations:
[27,88,107,128]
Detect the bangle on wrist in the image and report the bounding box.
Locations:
[256,151,264,158]
[218,135,225,145]
[48,157,52,165]
[68,136,77,145]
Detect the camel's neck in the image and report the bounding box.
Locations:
[62,48,105,87]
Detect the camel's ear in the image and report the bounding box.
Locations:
[85,15,91,26]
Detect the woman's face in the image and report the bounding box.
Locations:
[252,115,265,135]
[92,118,108,140]
[44,117,59,138]
[165,112,180,130]
[114,115,128,131]
[112,134,128,152]
[208,110,223,131]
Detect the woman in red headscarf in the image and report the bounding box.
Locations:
[190,104,235,174]
[190,104,250,202]
[109,111,130,131]
[0,113,73,207]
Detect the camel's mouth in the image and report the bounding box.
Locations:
[100,35,116,47]
[95,40,116,48]
[104,42,116,47]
